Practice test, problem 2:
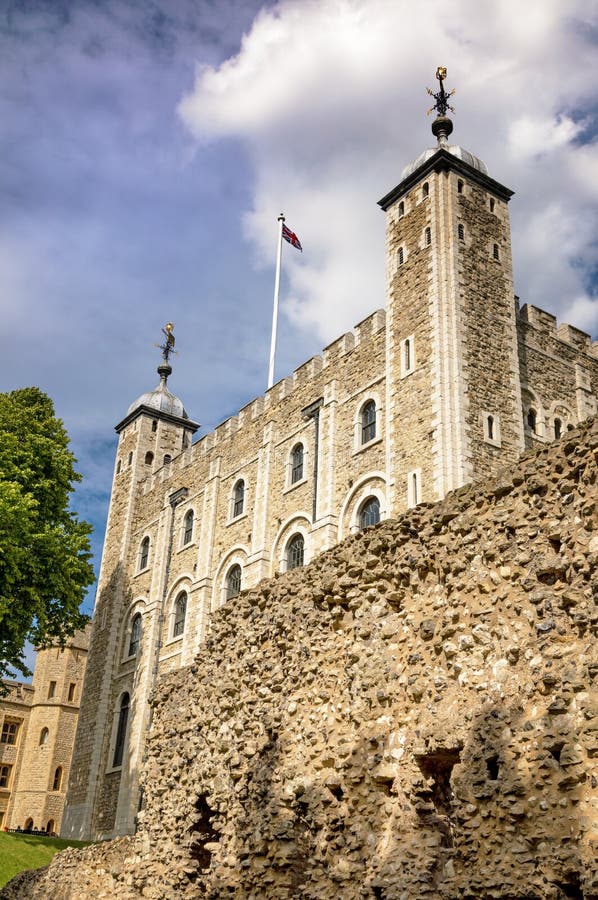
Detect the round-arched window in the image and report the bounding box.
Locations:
[173,592,187,637]
[290,444,304,484]
[361,400,376,444]
[39,727,49,746]
[128,613,142,657]
[138,537,150,571]
[183,510,194,545]
[359,497,380,530]
[226,565,242,601]
[286,534,305,571]
[232,480,245,518]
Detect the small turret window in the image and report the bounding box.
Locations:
[151,420,158,433]
[183,510,194,545]
[398,246,404,265]
[138,537,150,571]
[52,767,62,791]
[39,727,49,746]
[457,179,463,193]
[554,418,562,439]
[232,480,245,518]
[398,201,404,218]
[422,182,429,198]
[493,243,500,260]
[425,226,431,246]
[489,198,495,212]
[458,224,465,241]
[527,408,537,433]
[127,452,133,466]
[290,444,304,484]
[116,460,121,474]
[144,451,154,466]
[163,454,172,465]
[128,613,142,657]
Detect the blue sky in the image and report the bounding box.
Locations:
[2,0,597,644]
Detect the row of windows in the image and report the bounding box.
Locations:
[526,409,569,439]
[47,680,77,702]
[398,183,498,217]
[135,401,386,572]
[397,229,501,263]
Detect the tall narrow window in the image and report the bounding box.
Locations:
[46,819,55,834]
[398,201,404,218]
[359,497,380,530]
[39,727,49,746]
[48,681,56,699]
[1,722,19,745]
[173,592,187,637]
[408,470,421,508]
[232,480,245,518]
[457,179,463,194]
[458,223,465,241]
[425,226,431,246]
[422,182,429,198]
[489,198,495,212]
[183,510,194,545]
[554,418,562,439]
[412,473,419,505]
[144,451,154,466]
[116,460,121,474]
[151,420,158,432]
[226,565,241,601]
[487,415,494,441]
[52,767,62,791]
[361,400,376,444]
[128,613,142,657]
[291,444,304,484]
[398,246,404,265]
[0,765,11,789]
[527,408,537,433]
[404,339,411,372]
[286,534,305,571]
[113,693,130,768]
[68,683,76,702]
[128,452,133,466]
[493,243,500,260]
[139,537,150,570]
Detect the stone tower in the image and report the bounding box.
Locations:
[3,630,89,834]
[62,355,198,839]
[379,69,524,512]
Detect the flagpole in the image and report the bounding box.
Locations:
[268,213,285,389]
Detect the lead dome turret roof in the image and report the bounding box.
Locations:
[400,143,488,180]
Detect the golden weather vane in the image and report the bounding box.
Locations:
[155,322,176,363]
[427,66,456,117]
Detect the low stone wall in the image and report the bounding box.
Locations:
[4,417,597,899]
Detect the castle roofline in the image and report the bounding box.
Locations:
[378,146,514,211]
[115,404,200,435]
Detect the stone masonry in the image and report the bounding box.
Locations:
[6,415,597,899]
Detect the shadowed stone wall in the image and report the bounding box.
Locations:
[4,416,597,899]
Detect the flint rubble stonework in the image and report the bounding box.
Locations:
[4,416,597,899]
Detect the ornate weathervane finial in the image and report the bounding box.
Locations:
[426,66,455,144]
[156,322,176,364]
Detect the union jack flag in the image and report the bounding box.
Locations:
[282,223,302,252]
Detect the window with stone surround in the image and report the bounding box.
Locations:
[422,182,429,198]
[231,480,245,519]
[173,592,187,637]
[0,765,12,789]
[400,335,415,378]
[163,454,172,465]
[424,226,431,246]
[225,564,242,601]
[52,766,62,791]
[458,223,465,241]
[128,613,142,657]
[1,720,20,745]
[48,680,56,699]
[68,682,76,702]
[527,408,537,433]
[39,727,49,746]
[407,469,421,508]
[286,533,305,570]
[290,443,304,485]
[144,451,154,466]
[127,451,133,466]
[397,246,404,266]
[183,509,194,545]
[398,201,404,218]
[151,419,158,432]
[360,400,376,444]
[112,692,130,768]
[489,198,495,212]
[138,536,150,571]
[457,179,463,194]
[493,243,500,260]
[554,418,562,439]
[358,496,380,529]
[482,411,501,448]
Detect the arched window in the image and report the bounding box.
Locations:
[361,400,376,444]
[39,728,49,746]
[404,338,411,372]
[397,246,404,265]
[52,767,62,791]
[398,201,404,218]
[487,415,494,441]
[46,819,55,834]
[24,818,33,831]
[493,243,500,260]
[225,565,241,601]
[144,451,154,466]
[489,198,495,212]
[457,179,463,194]
[527,408,537,433]
[422,182,429,198]
[128,452,133,466]
[291,444,304,484]
[128,613,142,657]
[183,510,194,545]
[286,534,305,571]
[458,223,465,241]
[232,480,245,518]
[112,693,130,768]
[173,592,187,637]
[163,454,172,465]
[138,537,150,571]
[425,227,431,246]
[151,420,158,432]
[554,418,562,439]
[359,497,380,530]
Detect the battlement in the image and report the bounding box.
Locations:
[519,303,597,356]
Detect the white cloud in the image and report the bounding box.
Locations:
[180,0,598,342]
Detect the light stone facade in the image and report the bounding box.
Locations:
[0,630,89,834]
[63,124,598,842]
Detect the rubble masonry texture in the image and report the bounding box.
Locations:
[4,415,597,899]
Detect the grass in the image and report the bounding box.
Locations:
[0,831,91,888]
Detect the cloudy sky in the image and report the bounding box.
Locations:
[2,0,597,629]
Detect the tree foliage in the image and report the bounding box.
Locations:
[0,388,94,681]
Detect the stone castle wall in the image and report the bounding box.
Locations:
[9,415,597,899]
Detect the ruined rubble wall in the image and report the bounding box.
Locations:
[3,417,597,900]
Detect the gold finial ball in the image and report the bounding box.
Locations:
[165,322,174,333]
[436,66,447,82]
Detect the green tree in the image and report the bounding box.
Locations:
[0,388,94,682]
